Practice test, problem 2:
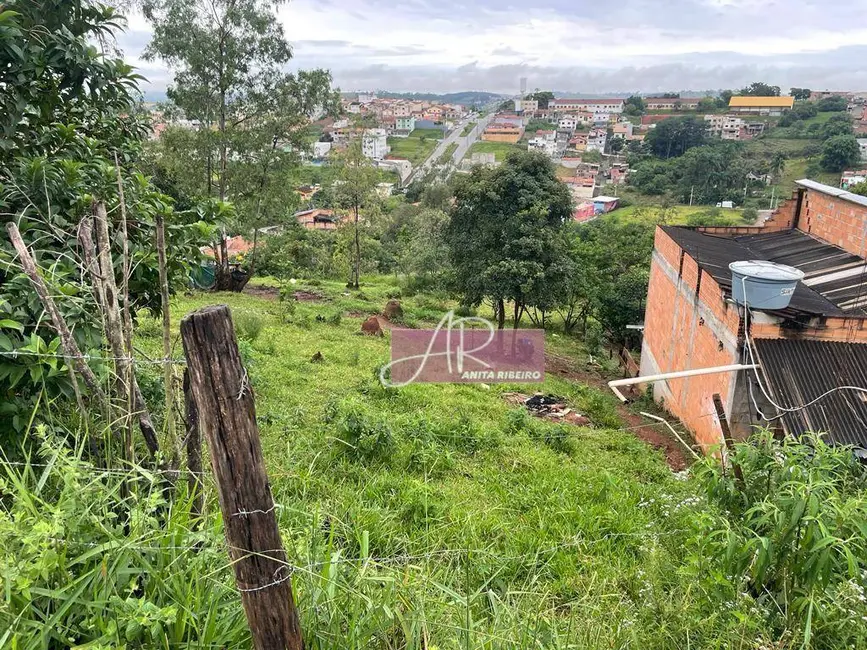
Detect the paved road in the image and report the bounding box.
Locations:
[405,113,492,184]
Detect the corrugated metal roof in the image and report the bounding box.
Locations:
[752,338,867,450]
[728,96,795,108]
[660,226,848,317]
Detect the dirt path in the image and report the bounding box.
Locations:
[545,353,693,471]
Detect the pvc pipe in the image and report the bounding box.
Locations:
[607,364,758,402]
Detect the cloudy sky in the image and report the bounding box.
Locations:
[119,0,867,95]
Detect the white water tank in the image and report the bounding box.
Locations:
[729,260,805,310]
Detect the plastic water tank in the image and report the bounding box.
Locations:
[729,260,805,310]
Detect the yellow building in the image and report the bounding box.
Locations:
[728,96,794,116]
[481,126,523,144]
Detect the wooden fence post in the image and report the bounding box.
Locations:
[180,305,303,650]
[712,393,744,488]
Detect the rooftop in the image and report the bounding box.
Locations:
[728,96,795,108]
[660,225,867,317]
[753,338,867,452]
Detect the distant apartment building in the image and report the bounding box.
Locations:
[558,115,579,131]
[514,98,539,112]
[392,103,412,117]
[704,114,764,141]
[728,96,794,116]
[644,96,701,111]
[586,128,607,152]
[550,98,625,114]
[395,116,416,132]
[361,128,390,159]
[357,92,376,104]
[481,125,523,143]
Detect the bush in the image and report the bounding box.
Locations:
[692,431,867,648]
[233,310,264,341]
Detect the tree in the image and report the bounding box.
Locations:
[646,116,708,158]
[333,141,379,288]
[716,90,734,109]
[739,82,781,96]
[770,152,787,182]
[817,95,848,112]
[848,181,867,197]
[790,87,812,101]
[609,137,625,154]
[821,135,861,172]
[820,113,853,140]
[527,90,555,109]
[697,97,717,113]
[624,95,646,116]
[142,0,339,290]
[445,151,573,329]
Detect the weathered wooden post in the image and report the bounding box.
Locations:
[180,305,303,650]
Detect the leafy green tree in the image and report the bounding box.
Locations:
[848,181,867,197]
[628,159,674,195]
[646,116,708,158]
[674,143,749,204]
[716,90,734,109]
[820,113,853,140]
[609,137,625,154]
[789,87,811,101]
[739,82,781,96]
[821,135,861,172]
[0,0,207,439]
[624,95,646,116]
[142,0,339,290]
[527,90,555,109]
[696,97,717,113]
[445,151,573,328]
[333,141,380,288]
[770,152,787,182]
[816,95,848,112]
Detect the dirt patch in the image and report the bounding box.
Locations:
[293,289,327,302]
[544,352,692,471]
[505,392,592,426]
[243,284,279,300]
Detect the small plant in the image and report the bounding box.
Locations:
[331,402,396,463]
[326,311,342,326]
[233,311,264,341]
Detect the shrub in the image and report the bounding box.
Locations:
[330,402,396,463]
[233,311,264,341]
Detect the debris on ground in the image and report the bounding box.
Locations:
[504,392,592,426]
[293,289,326,302]
[361,316,383,336]
[383,299,403,320]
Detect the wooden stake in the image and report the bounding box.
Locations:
[156,214,177,458]
[182,368,203,521]
[180,305,303,650]
[712,393,744,488]
[114,154,136,465]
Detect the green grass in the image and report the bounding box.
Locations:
[461,122,476,137]
[607,203,747,224]
[437,142,458,165]
[387,129,443,165]
[468,140,524,162]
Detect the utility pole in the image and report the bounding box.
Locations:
[769,186,776,210]
[689,186,694,206]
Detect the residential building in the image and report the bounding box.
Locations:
[357,92,376,104]
[559,115,579,131]
[528,136,557,156]
[568,133,589,152]
[644,97,701,111]
[728,96,794,115]
[810,90,853,102]
[514,99,539,112]
[841,170,867,189]
[361,128,390,159]
[550,98,624,114]
[295,208,341,231]
[592,195,619,213]
[311,141,331,159]
[609,162,629,185]
[639,179,867,455]
[858,138,867,162]
[704,115,761,141]
[612,122,633,139]
[586,128,607,152]
[393,103,412,118]
[395,116,416,132]
[563,176,596,200]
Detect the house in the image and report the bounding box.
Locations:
[810,90,853,102]
[573,202,597,222]
[514,99,538,113]
[558,115,579,131]
[704,115,760,141]
[644,97,701,111]
[311,141,332,159]
[841,170,867,189]
[728,96,794,116]
[563,176,596,200]
[395,116,416,133]
[201,235,252,259]
[568,133,589,152]
[295,184,320,201]
[550,99,624,114]
[639,179,867,455]
[528,136,557,156]
[586,128,607,152]
[612,122,633,139]
[858,138,867,162]
[592,195,619,214]
[295,208,341,231]
[361,128,390,159]
[609,163,629,185]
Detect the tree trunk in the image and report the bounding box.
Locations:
[180,305,303,650]
[156,215,179,465]
[496,298,505,330]
[352,204,361,289]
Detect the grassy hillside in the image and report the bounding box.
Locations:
[387,129,442,165]
[468,140,524,162]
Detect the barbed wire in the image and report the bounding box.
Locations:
[0,349,187,365]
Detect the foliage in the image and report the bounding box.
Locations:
[624,95,646,115]
[693,431,867,647]
[816,95,848,112]
[790,87,812,101]
[821,135,861,172]
[778,101,818,126]
[255,226,335,280]
[819,113,853,140]
[738,81,781,96]
[0,0,207,438]
[581,149,603,164]
[645,116,708,158]
[848,181,867,197]
[525,90,554,109]
[696,96,717,113]
[445,151,573,327]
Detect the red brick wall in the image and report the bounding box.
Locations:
[799,190,867,257]
[641,228,743,451]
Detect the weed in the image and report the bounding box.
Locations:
[233,310,264,341]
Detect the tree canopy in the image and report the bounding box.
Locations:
[821,135,861,172]
[789,87,812,101]
[645,116,708,158]
[738,82,781,97]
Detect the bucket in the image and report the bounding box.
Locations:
[729,260,804,310]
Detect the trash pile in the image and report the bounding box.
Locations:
[504,392,592,426]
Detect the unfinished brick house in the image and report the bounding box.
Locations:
[640,180,867,457]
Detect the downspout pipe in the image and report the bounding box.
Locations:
[608,364,758,403]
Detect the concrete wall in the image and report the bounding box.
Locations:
[640,228,744,451]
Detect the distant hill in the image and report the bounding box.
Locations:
[349,91,505,106]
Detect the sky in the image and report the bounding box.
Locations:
[118,0,867,96]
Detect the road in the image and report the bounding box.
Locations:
[405,113,493,184]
